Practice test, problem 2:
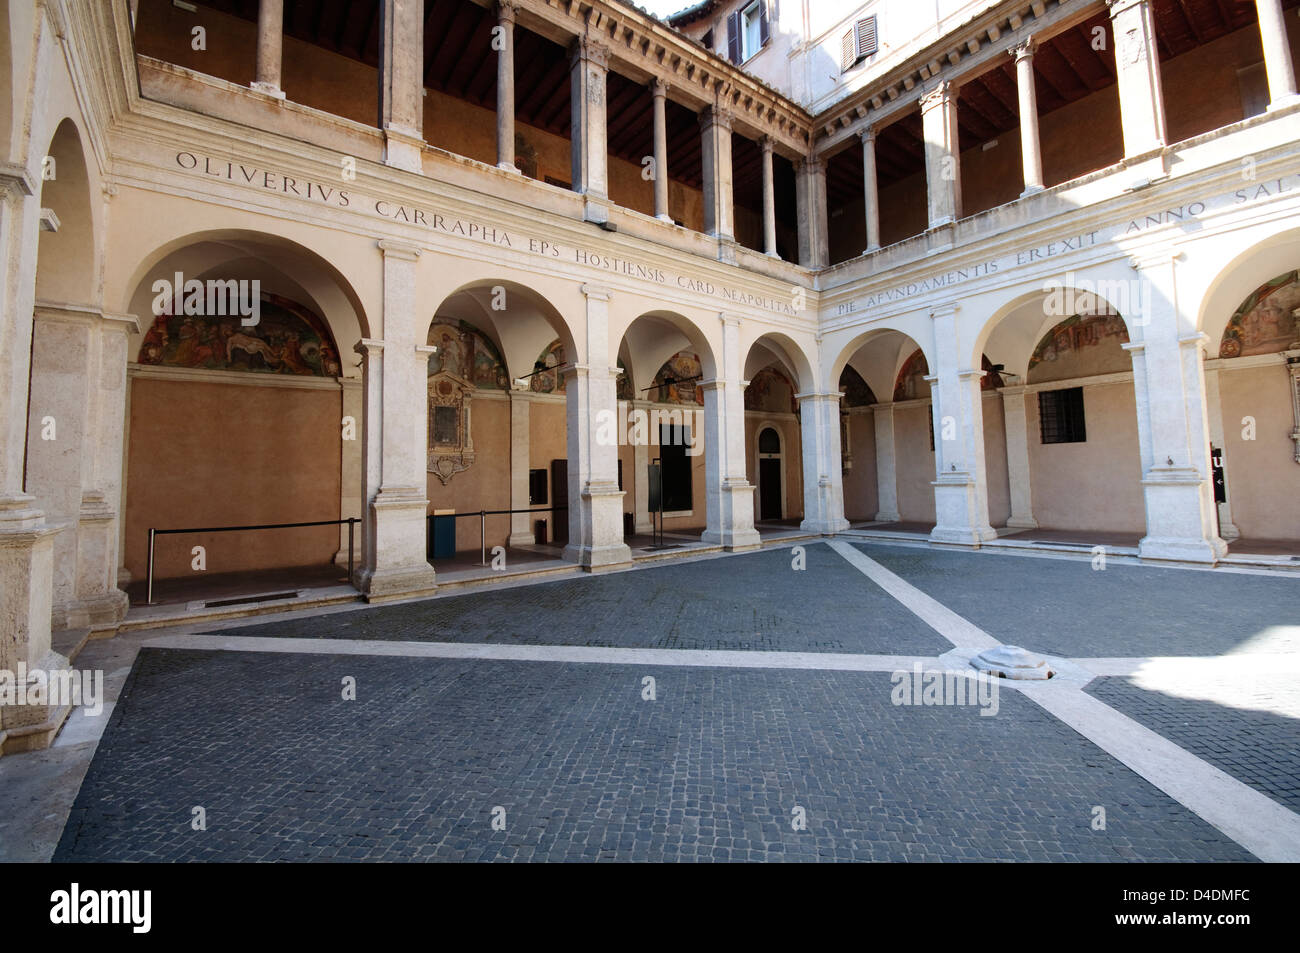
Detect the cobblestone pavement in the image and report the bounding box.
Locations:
[851,542,1299,658]
[54,649,1252,862]
[208,544,949,656]
[1087,676,1300,815]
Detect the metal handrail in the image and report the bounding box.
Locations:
[146,517,359,605]
[428,506,569,566]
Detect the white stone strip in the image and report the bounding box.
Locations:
[1075,653,1300,677]
[1018,682,1300,863]
[827,540,1000,650]
[143,631,927,673]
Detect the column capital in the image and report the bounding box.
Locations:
[1178,331,1211,354]
[759,134,775,154]
[719,313,742,328]
[377,239,421,261]
[571,35,610,69]
[929,302,960,320]
[1106,0,1152,17]
[795,391,844,404]
[1127,247,1183,272]
[858,125,876,144]
[497,0,517,24]
[997,383,1029,397]
[1010,35,1037,61]
[699,104,734,132]
[796,155,826,176]
[355,338,385,356]
[0,161,36,196]
[650,77,669,98]
[920,80,955,112]
[581,283,613,302]
[957,368,988,382]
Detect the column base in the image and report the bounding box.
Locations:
[582,196,612,225]
[507,532,537,548]
[0,647,73,756]
[1138,535,1227,564]
[1266,93,1300,112]
[53,590,129,631]
[702,480,762,550]
[799,517,850,536]
[383,125,425,173]
[497,161,520,172]
[930,475,996,546]
[873,510,901,523]
[1005,516,1039,530]
[249,81,286,99]
[355,564,439,602]
[564,481,632,571]
[700,527,762,551]
[1019,184,1044,198]
[655,214,675,224]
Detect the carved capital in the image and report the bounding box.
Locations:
[1010,36,1037,62]
[571,36,610,70]
[497,0,517,25]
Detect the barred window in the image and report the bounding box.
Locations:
[1039,388,1086,444]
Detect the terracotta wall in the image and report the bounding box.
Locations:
[1024,381,1144,534]
[1217,363,1300,541]
[982,392,1011,527]
[125,376,342,580]
[427,395,511,552]
[744,414,805,520]
[841,411,879,521]
[894,403,937,523]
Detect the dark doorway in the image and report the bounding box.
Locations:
[757,427,782,520]
[550,458,568,545]
[759,458,782,520]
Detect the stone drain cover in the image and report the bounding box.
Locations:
[970,645,1055,680]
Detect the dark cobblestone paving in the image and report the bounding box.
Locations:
[54,648,1253,862]
[1087,677,1300,815]
[209,544,948,656]
[853,543,1300,658]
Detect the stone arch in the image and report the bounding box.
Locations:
[743,331,814,393]
[1196,226,1300,350]
[35,119,97,306]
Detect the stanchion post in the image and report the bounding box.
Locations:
[146,527,156,605]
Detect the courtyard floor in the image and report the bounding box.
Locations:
[3,539,1297,862]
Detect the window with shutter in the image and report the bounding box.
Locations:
[727,11,742,64]
[841,15,879,72]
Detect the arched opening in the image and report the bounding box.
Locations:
[829,329,934,536]
[615,311,717,548]
[422,281,578,570]
[1205,268,1300,551]
[979,287,1144,546]
[120,234,367,604]
[743,333,810,532]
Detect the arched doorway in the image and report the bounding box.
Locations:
[756,426,783,520]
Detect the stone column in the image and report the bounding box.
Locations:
[760,136,779,256]
[251,0,285,98]
[1256,0,1300,110]
[795,157,828,268]
[871,402,900,521]
[0,170,62,751]
[651,80,672,222]
[1107,0,1167,156]
[336,377,364,568]
[571,37,611,221]
[1202,366,1240,540]
[496,1,517,170]
[701,315,761,550]
[1011,38,1044,195]
[860,127,881,253]
[633,415,653,534]
[564,286,631,569]
[355,241,439,600]
[379,0,426,172]
[999,385,1038,528]
[508,388,534,546]
[928,304,996,545]
[797,393,850,534]
[700,105,736,241]
[1125,253,1226,562]
[920,81,961,229]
